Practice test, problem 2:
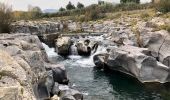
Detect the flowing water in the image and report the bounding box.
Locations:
[42,37,170,100]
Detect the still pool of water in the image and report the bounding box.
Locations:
[59,56,170,100]
[42,43,170,100]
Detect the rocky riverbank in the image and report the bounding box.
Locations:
[1,11,170,99]
[0,33,83,100]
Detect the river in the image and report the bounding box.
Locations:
[42,35,170,100]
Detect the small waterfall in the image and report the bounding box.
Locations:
[70,44,78,55]
[75,45,107,67]
[42,43,64,63]
[42,43,58,57]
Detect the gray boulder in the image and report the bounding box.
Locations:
[45,64,69,85]
[76,39,98,56]
[94,45,170,83]
[59,84,83,100]
[140,30,170,67]
[55,36,71,56]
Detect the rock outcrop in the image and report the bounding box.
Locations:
[139,30,170,68]
[55,36,99,56]
[0,33,80,100]
[94,45,170,83]
[55,36,72,56]
[11,20,60,35]
[0,50,36,100]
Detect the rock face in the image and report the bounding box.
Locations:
[140,30,170,68]
[0,49,36,100]
[11,20,60,35]
[40,33,59,47]
[55,36,72,56]
[0,33,73,100]
[55,36,99,56]
[94,45,170,83]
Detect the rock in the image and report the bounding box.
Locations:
[39,33,60,47]
[11,20,60,36]
[0,86,23,100]
[57,84,83,100]
[36,70,54,99]
[45,64,69,85]
[52,67,69,84]
[52,82,60,95]
[69,89,83,100]
[55,36,71,56]
[0,33,81,100]
[61,95,76,100]
[94,45,170,83]
[0,33,52,100]
[51,95,60,100]
[140,30,170,67]
[93,53,109,69]
[76,39,98,56]
[0,49,36,100]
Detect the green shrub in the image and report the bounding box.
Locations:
[156,0,170,13]
[0,3,13,33]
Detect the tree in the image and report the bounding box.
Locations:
[98,1,105,5]
[59,7,66,12]
[120,0,140,4]
[77,2,84,9]
[66,1,75,10]
[0,3,13,33]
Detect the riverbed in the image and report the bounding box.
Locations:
[42,35,169,100]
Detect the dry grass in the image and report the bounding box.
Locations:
[159,25,170,33]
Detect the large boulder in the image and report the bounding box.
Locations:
[140,30,170,67]
[39,33,60,47]
[58,85,83,100]
[94,45,170,83]
[36,70,54,99]
[45,64,69,85]
[76,39,98,56]
[55,36,71,56]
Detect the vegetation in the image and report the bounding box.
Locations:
[66,1,76,10]
[156,0,170,13]
[59,7,66,12]
[10,0,154,22]
[0,3,13,33]
[41,3,153,21]
[77,2,84,9]
[120,0,140,4]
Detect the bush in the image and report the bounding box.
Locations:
[0,3,13,33]
[156,0,170,13]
